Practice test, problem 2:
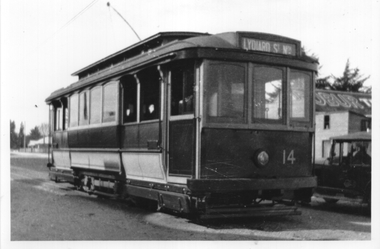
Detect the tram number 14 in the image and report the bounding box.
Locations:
[283,150,296,164]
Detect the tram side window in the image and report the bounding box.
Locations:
[53,98,68,131]
[139,68,160,121]
[206,62,246,122]
[79,91,89,126]
[171,65,194,116]
[56,107,62,130]
[64,106,68,129]
[103,82,118,123]
[252,67,283,122]
[69,93,79,127]
[122,75,137,123]
[289,71,310,121]
[90,86,102,124]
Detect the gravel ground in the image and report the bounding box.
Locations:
[8,153,374,244]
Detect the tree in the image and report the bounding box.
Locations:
[331,59,370,92]
[316,76,332,90]
[38,123,50,144]
[29,126,42,141]
[18,122,25,149]
[10,120,18,149]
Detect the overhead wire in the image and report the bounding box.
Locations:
[37,0,100,49]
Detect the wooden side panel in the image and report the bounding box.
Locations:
[169,119,195,176]
[71,152,121,172]
[121,122,160,149]
[52,150,71,170]
[68,126,120,148]
[122,152,166,182]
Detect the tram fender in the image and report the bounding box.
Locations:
[124,185,191,213]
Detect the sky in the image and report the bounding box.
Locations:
[1,0,380,133]
[1,1,380,247]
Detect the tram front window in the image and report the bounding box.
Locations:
[290,71,311,121]
[206,62,246,123]
[253,67,283,121]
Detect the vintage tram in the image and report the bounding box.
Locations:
[46,31,318,218]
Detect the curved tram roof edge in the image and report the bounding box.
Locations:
[46,31,318,103]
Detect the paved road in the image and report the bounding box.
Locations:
[10,153,372,241]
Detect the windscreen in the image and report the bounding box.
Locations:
[204,60,312,127]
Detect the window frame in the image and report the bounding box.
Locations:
[169,62,196,118]
[89,85,102,125]
[204,60,248,124]
[288,69,312,123]
[66,80,120,130]
[79,90,90,126]
[137,68,161,123]
[202,59,314,130]
[69,93,79,128]
[251,64,286,124]
[121,75,138,124]
[324,115,330,130]
[102,81,119,124]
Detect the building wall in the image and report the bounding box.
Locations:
[315,112,349,162]
[348,112,366,133]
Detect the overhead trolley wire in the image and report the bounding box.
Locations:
[37,0,100,49]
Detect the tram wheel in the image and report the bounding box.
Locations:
[323,198,338,204]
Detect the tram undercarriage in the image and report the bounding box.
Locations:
[48,166,314,219]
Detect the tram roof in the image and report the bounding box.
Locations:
[71,31,209,78]
[47,31,312,103]
[330,131,371,141]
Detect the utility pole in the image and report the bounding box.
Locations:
[23,121,26,152]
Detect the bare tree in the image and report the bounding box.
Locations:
[38,123,50,144]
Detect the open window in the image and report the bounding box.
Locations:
[252,66,283,122]
[138,68,160,121]
[121,75,138,123]
[171,63,195,116]
[52,98,68,131]
[324,115,330,130]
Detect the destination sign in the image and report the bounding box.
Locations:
[241,37,296,56]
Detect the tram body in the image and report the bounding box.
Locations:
[46,31,318,218]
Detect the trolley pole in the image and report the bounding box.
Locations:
[107,2,141,41]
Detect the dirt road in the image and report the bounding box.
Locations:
[10,153,371,241]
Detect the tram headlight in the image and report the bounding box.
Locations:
[253,149,269,168]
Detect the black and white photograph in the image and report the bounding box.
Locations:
[1,0,379,248]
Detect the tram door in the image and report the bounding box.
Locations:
[167,65,196,181]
